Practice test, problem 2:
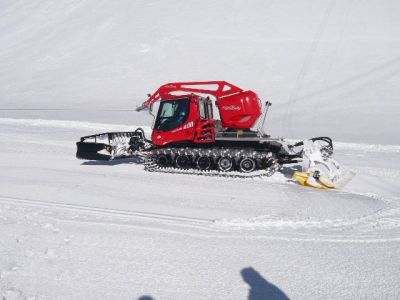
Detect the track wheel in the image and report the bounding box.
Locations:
[239,157,256,173]
[218,157,233,171]
[175,154,191,169]
[157,154,172,167]
[196,156,211,170]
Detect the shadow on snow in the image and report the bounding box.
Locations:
[241,267,290,300]
[81,156,144,166]
[136,267,289,300]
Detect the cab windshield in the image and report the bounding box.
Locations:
[154,98,190,131]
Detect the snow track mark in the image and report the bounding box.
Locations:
[0,195,212,226]
[1,195,399,243]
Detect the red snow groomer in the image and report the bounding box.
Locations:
[76,81,348,189]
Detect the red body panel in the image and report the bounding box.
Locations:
[217,90,261,129]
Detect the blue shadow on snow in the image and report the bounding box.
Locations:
[241,267,290,300]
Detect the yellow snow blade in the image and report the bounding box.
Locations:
[317,176,336,189]
[292,171,309,186]
[292,171,336,189]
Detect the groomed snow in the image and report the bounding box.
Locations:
[1,119,399,299]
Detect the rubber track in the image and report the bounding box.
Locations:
[143,147,281,178]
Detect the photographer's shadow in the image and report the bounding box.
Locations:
[241,267,290,300]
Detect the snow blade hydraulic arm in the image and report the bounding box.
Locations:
[289,137,333,158]
[291,137,354,189]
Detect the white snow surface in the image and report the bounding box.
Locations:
[1,1,400,299]
[1,118,400,300]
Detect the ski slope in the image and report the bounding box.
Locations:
[1,118,399,299]
[1,0,400,143]
[1,0,400,299]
